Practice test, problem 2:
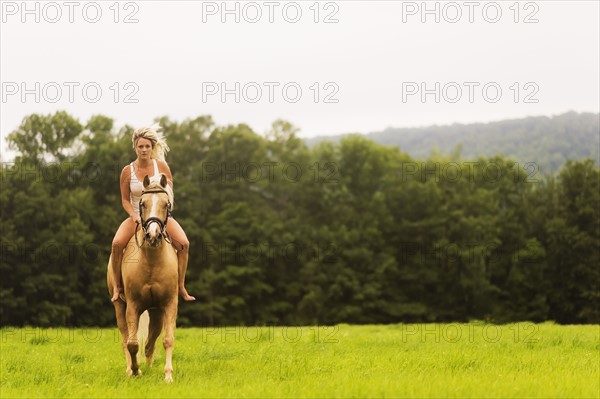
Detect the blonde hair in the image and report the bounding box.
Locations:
[132,123,170,162]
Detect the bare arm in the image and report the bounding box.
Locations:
[120,166,139,223]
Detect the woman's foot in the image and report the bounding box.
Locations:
[111,285,121,302]
[179,286,196,301]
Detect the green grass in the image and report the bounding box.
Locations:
[1,323,598,398]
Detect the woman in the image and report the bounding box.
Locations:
[110,124,195,302]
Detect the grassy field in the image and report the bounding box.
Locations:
[1,322,598,398]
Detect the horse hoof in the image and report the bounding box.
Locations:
[128,369,142,377]
[165,375,173,383]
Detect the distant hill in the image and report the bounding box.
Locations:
[306,112,599,174]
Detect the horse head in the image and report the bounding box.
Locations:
[139,174,172,247]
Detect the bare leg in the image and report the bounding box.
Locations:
[177,249,195,301]
[166,218,195,301]
[111,247,124,302]
[111,218,136,302]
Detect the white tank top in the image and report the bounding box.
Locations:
[130,159,160,214]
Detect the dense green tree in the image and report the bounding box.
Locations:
[544,160,600,323]
[1,112,598,326]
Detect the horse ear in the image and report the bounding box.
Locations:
[160,174,167,188]
[143,175,150,188]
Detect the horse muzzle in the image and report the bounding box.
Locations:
[142,218,167,247]
[145,231,164,247]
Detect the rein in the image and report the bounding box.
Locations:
[135,189,172,248]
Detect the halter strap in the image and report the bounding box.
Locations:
[136,188,172,248]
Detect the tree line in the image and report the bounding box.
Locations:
[1,111,598,326]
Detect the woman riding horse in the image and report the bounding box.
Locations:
[110,124,195,302]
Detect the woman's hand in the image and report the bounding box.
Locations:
[131,214,141,225]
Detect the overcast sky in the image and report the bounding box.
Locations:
[1,1,599,158]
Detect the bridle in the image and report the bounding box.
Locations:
[135,189,172,248]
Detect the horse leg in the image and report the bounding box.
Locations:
[125,304,142,376]
[145,308,164,368]
[163,300,178,383]
[113,299,133,375]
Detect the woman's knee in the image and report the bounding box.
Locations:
[168,219,189,252]
[171,234,189,252]
[112,220,134,253]
[112,238,127,253]
[177,238,189,253]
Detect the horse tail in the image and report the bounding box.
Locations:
[137,310,150,362]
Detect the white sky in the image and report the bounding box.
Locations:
[1,1,599,159]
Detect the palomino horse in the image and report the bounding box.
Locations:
[107,174,179,382]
